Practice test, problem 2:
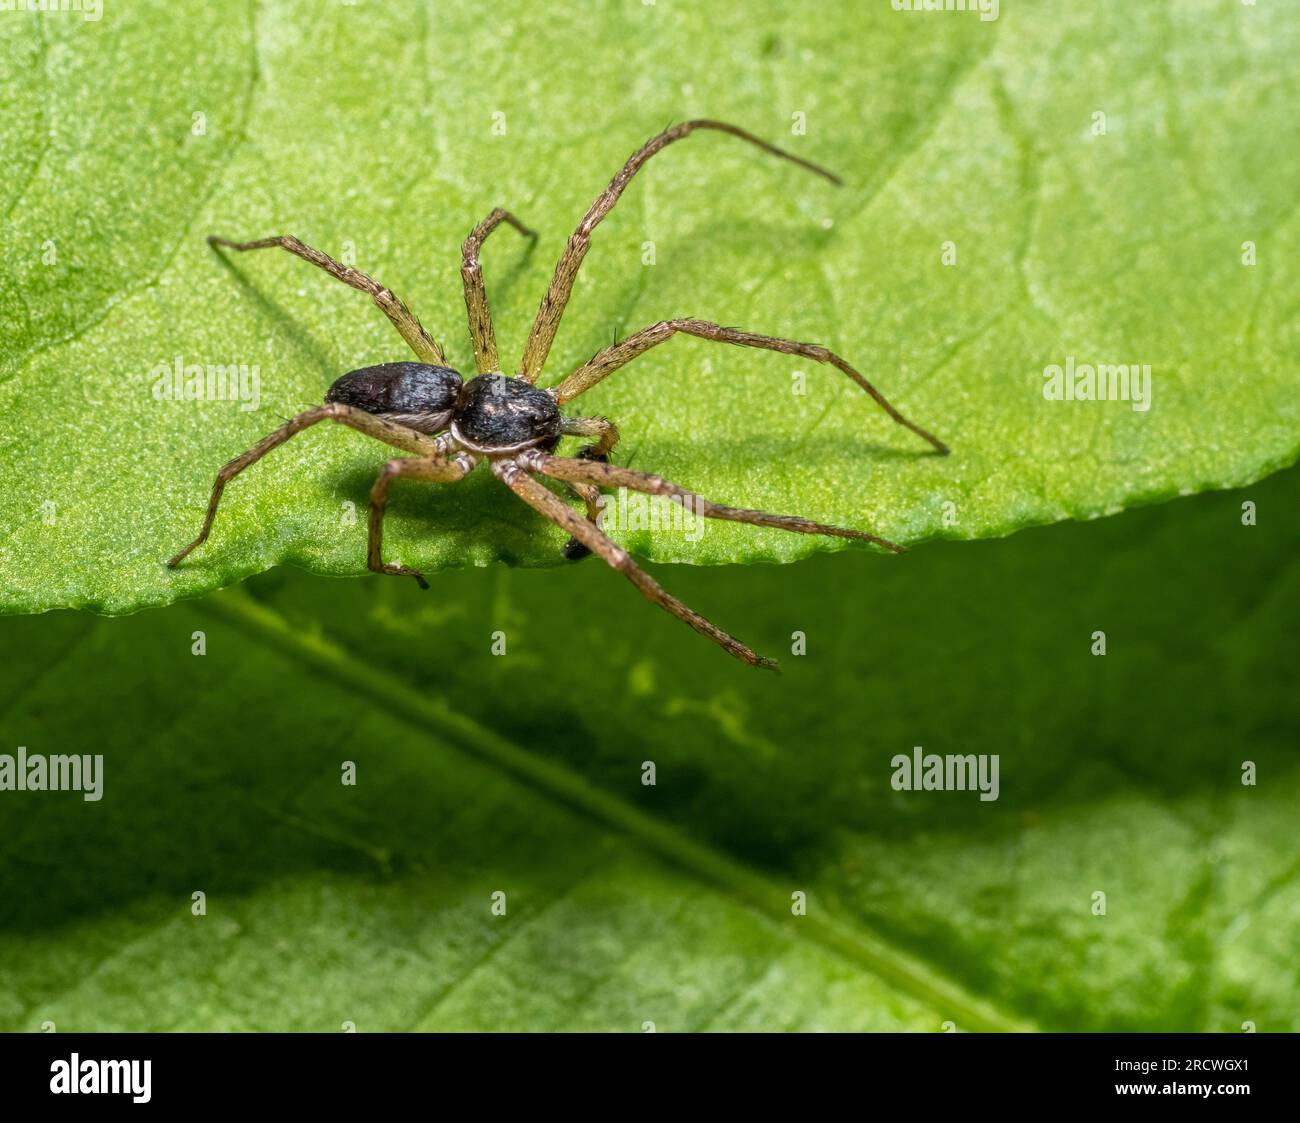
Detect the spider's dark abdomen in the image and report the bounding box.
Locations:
[453,373,562,450]
[326,362,462,427]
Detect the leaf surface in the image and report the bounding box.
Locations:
[1,1,1296,614]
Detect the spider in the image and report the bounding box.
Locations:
[167,120,948,669]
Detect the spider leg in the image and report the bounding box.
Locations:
[367,453,477,588]
[167,403,442,568]
[556,415,621,559]
[519,119,840,383]
[461,208,536,374]
[208,234,446,365]
[558,478,601,561]
[554,318,948,454]
[523,451,904,554]
[492,458,778,670]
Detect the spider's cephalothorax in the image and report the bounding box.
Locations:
[169,119,951,669]
[451,372,563,453]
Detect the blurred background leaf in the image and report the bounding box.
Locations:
[0,0,1296,612]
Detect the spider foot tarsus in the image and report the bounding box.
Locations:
[370,561,429,589]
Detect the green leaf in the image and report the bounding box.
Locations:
[1,463,1295,1031]
[1,1,1297,614]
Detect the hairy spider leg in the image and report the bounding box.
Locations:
[167,403,444,568]
[557,473,601,561]
[519,119,841,384]
[461,208,536,374]
[492,458,778,670]
[555,415,622,559]
[208,234,446,365]
[367,454,477,587]
[525,452,904,554]
[554,318,949,455]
